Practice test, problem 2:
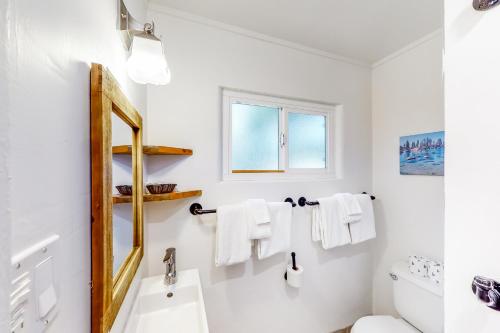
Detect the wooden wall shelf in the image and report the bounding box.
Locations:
[113,145,193,156]
[113,190,202,204]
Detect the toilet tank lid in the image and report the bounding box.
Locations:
[391,261,443,297]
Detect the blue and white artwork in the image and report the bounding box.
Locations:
[399,131,444,176]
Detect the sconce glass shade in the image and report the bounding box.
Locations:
[127,33,171,85]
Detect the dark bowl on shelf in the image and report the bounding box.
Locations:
[146,183,177,194]
[116,185,133,195]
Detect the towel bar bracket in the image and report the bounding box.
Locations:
[189,203,202,215]
[298,197,318,207]
[189,203,216,216]
[285,197,297,208]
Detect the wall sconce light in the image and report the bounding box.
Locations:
[118,0,171,85]
[473,0,500,10]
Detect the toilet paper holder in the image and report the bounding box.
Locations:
[284,252,297,281]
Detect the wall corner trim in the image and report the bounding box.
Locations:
[147,2,371,68]
[371,29,443,69]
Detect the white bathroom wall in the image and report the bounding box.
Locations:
[146,6,373,332]
[4,0,147,331]
[444,2,500,332]
[0,122,9,330]
[0,156,9,330]
[371,32,444,315]
[0,0,11,330]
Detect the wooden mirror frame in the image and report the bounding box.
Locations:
[90,63,144,332]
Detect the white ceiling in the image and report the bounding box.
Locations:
[150,0,443,64]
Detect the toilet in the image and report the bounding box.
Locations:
[352,261,443,333]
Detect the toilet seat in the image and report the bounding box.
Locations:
[351,316,420,333]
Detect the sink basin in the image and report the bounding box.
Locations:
[124,269,209,333]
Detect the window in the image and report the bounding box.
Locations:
[223,89,339,181]
[231,103,280,171]
[288,112,327,169]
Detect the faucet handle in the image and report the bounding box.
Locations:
[163,247,176,263]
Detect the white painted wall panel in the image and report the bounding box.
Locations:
[372,33,444,315]
[4,0,147,331]
[0,0,11,331]
[146,8,373,332]
[444,2,500,332]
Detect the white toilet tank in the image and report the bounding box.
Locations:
[391,261,443,333]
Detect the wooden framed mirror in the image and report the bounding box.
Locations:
[90,63,144,332]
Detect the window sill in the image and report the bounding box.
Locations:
[221,173,339,183]
[231,170,285,174]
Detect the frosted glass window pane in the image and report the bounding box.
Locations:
[288,112,326,169]
[231,103,279,170]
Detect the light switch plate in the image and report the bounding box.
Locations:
[34,257,57,318]
[10,235,60,332]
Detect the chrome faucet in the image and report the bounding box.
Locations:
[163,248,177,285]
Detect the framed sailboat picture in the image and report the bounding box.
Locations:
[399,131,445,176]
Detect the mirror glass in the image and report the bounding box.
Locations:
[111,112,134,277]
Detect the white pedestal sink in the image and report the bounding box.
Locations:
[124,269,209,333]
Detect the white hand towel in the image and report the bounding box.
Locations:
[408,255,429,278]
[215,203,252,267]
[317,195,352,249]
[246,199,271,224]
[349,194,376,244]
[428,260,444,285]
[257,202,292,260]
[337,193,363,224]
[245,199,272,240]
[311,206,321,242]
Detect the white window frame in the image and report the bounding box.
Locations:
[222,89,342,182]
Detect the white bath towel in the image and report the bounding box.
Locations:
[215,203,252,267]
[245,199,272,240]
[317,194,352,249]
[257,202,292,260]
[311,206,321,242]
[337,193,363,224]
[349,194,376,244]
